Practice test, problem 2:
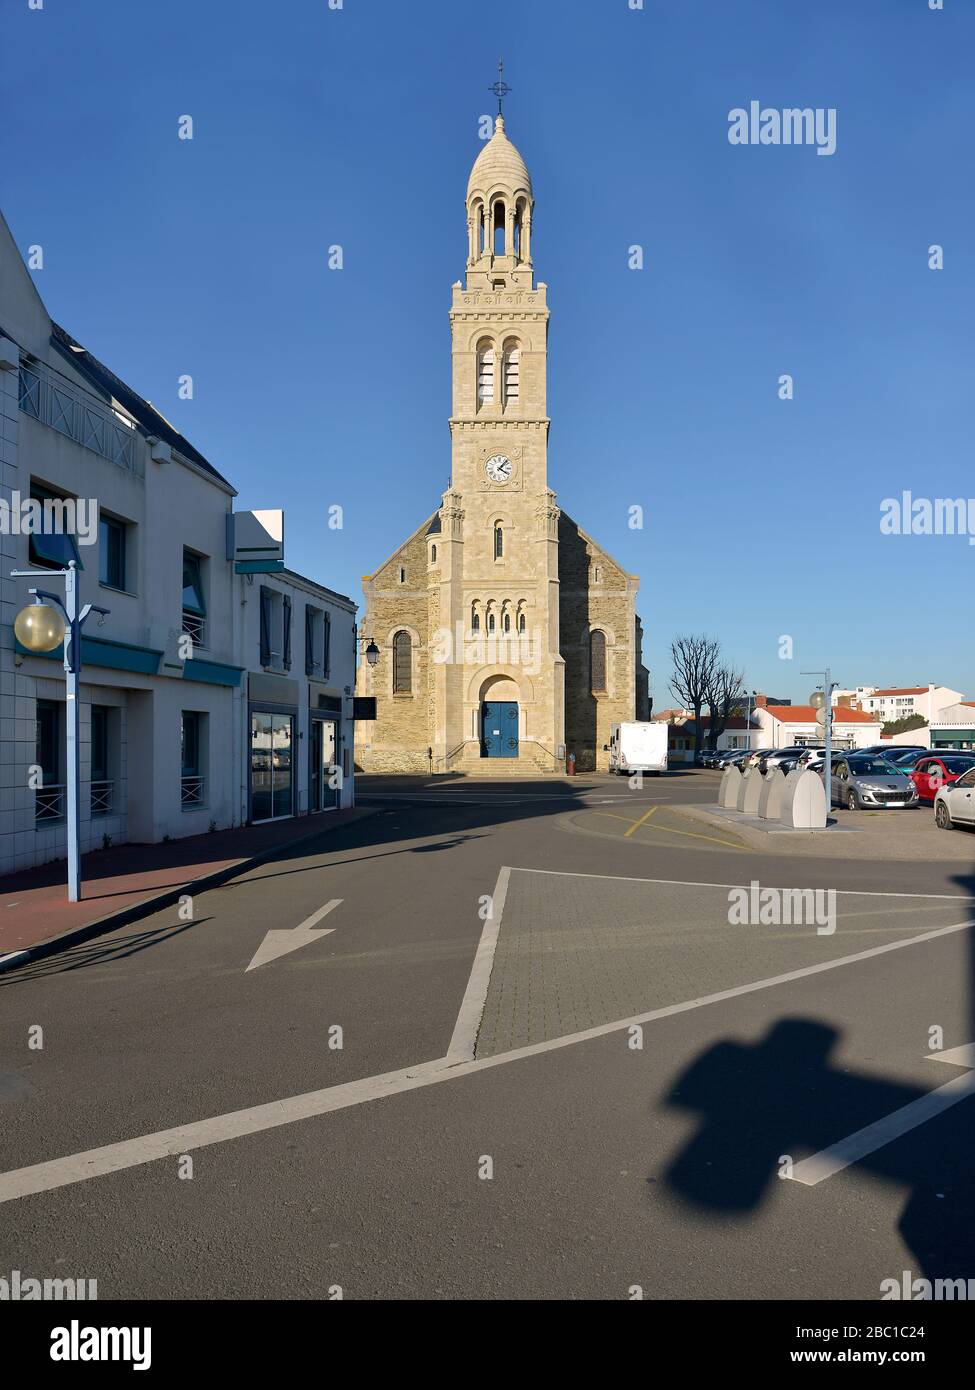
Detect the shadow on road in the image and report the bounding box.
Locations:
[663,862,975,1286]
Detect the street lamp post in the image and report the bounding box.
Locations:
[11,561,109,903]
[803,666,837,804]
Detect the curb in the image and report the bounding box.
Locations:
[0,807,380,977]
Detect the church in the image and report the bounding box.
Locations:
[355,107,649,775]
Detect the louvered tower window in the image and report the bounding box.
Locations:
[477,347,494,405]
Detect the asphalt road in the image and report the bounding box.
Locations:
[1,769,974,1300]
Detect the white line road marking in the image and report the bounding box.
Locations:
[245,899,342,972]
[446,866,509,1063]
[1,909,971,1205]
[789,1043,975,1186]
[511,866,975,902]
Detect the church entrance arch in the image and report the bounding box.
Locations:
[478,674,520,759]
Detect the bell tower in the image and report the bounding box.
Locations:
[434,78,564,772]
[448,101,551,500]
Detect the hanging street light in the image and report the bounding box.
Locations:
[13,597,66,654]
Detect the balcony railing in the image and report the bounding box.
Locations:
[35,784,65,824]
[181,775,205,809]
[90,780,113,816]
[18,361,145,476]
[181,611,206,649]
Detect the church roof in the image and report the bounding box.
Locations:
[467,116,532,201]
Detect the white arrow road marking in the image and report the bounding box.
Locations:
[245,899,342,972]
[789,1042,975,1186]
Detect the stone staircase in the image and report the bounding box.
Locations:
[442,740,564,777]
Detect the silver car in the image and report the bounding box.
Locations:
[830,755,919,811]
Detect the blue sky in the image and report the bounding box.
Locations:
[4,0,973,704]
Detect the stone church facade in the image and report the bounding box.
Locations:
[356,114,649,775]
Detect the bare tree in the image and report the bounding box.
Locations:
[670,635,720,760]
[704,663,746,750]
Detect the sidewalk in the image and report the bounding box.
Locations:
[0,807,374,967]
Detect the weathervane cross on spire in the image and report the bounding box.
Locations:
[489,58,511,117]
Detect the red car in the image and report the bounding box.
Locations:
[910,754,975,804]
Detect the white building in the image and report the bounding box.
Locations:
[831,686,876,709]
[240,567,356,822]
[0,211,354,878]
[752,704,881,751]
[861,685,962,723]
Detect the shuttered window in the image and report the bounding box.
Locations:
[590,630,607,694]
[503,347,519,404]
[393,631,412,694]
[477,348,494,404]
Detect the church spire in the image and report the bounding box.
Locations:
[465,74,534,290]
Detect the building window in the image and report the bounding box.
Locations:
[259,586,292,671]
[182,550,206,648]
[28,485,82,571]
[99,514,126,590]
[502,343,519,405]
[494,524,503,559]
[518,612,526,633]
[305,604,330,678]
[471,607,480,632]
[488,612,496,633]
[35,700,64,823]
[503,611,511,633]
[392,631,412,694]
[477,344,495,405]
[90,705,113,816]
[399,566,406,584]
[181,711,206,807]
[590,630,607,695]
[430,544,437,563]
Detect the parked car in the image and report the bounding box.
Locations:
[934,766,975,830]
[715,749,749,769]
[830,755,919,810]
[761,746,810,774]
[856,744,927,760]
[879,747,926,770]
[910,753,975,804]
[796,747,830,771]
[739,749,767,773]
[698,748,721,768]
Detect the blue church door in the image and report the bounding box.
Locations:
[481,701,519,758]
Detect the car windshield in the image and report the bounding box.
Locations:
[848,758,901,775]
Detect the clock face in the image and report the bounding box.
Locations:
[484,454,512,484]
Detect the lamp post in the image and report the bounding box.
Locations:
[11,561,109,903]
[803,667,837,802]
[745,688,756,750]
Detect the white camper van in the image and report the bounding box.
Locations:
[607,721,668,775]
